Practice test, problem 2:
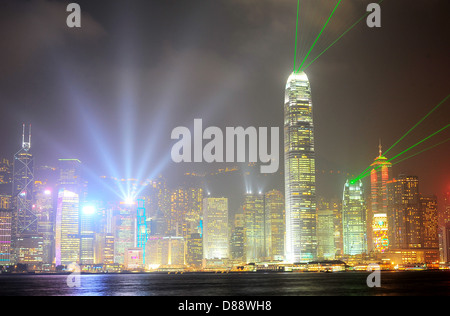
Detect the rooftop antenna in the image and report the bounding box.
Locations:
[378,139,382,157]
[22,123,31,151]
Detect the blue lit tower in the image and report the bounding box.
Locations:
[284,72,317,263]
[136,199,148,264]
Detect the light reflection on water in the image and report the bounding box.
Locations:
[0,271,449,296]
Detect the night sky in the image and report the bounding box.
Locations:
[0,0,449,205]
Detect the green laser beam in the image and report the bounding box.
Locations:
[388,124,449,162]
[355,124,450,181]
[293,0,300,72]
[299,0,385,73]
[392,137,450,166]
[353,163,375,183]
[295,0,342,74]
[351,91,448,182]
[383,93,450,156]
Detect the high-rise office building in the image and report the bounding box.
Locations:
[203,197,228,260]
[0,158,12,184]
[34,183,54,265]
[440,192,450,227]
[317,208,335,260]
[264,190,285,261]
[0,209,12,265]
[284,71,317,263]
[439,222,450,263]
[243,193,265,262]
[12,125,40,264]
[113,202,135,265]
[55,159,84,266]
[80,203,97,265]
[317,196,343,257]
[369,144,392,253]
[169,186,203,239]
[55,189,80,266]
[230,213,244,261]
[342,180,367,256]
[387,175,420,249]
[421,195,439,249]
[186,232,203,268]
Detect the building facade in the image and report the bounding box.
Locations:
[203,197,228,260]
[284,71,317,263]
[342,180,367,256]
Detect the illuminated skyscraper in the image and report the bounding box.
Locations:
[342,180,367,256]
[55,159,83,266]
[55,189,80,266]
[284,71,317,263]
[136,199,148,264]
[0,209,12,264]
[243,193,265,262]
[34,183,54,265]
[203,197,228,259]
[230,213,244,261]
[80,204,97,265]
[170,186,203,239]
[387,175,420,249]
[421,195,439,249]
[264,190,285,261]
[420,195,440,263]
[12,125,39,264]
[186,232,203,267]
[0,158,12,184]
[369,144,392,253]
[113,202,135,265]
[440,192,450,227]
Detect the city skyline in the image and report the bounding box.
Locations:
[0,0,449,299]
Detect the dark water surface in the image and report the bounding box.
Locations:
[0,271,449,296]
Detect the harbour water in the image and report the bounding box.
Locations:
[0,271,449,296]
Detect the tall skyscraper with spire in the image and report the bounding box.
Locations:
[12,124,43,264]
[12,124,35,237]
[369,142,392,253]
[284,71,317,263]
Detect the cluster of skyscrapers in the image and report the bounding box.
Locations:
[0,72,448,272]
[284,71,449,267]
[0,126,286,271]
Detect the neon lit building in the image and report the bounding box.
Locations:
[284,71,317,263]
[124,248,144,270]
[136,199,148,264]
[342,180,367,256]
[0,209,12,264]
[203,197,228,260]
[369,144,392,252]
[372,213,389,253]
